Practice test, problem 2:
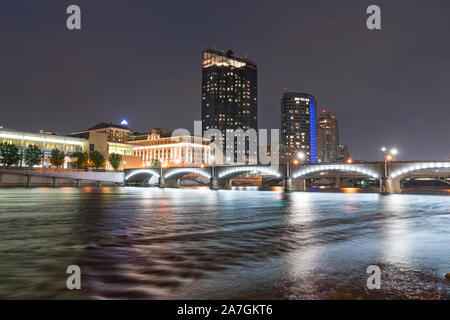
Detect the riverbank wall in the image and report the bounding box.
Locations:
[0,169,124,187]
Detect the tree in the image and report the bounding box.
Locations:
[150,159,161,168]
[49,149,66,169]
[24,145,44,167]
[0,142,21,167]
[89,151,105,169]
[71,152,87,169]
[109,153,122,171]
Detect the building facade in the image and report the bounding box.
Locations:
[72,122,141,169]
[201,49,257,164]
[0,127,141,170]
[129,128,173,142]
[280,92,317,163]
[72,122,130,143]
[337,144,350,162]
[0,127,85,168]
[317,110,339,163]
[129,135,214,167]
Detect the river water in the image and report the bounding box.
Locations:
[0,187,448,299]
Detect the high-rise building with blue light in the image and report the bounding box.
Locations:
[280,92,317,163]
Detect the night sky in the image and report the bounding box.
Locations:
[1,0,449,161]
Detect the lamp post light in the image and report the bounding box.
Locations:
[390,148,398,161]
[287,151,306,177]
[210,155,215,175]
[209,155,217,188]
[381,147,387,161]
[123,161,127,170]
[285,151,306,192]
[297,151,306,164]
[160,162,165,177]
[380,147,389,179]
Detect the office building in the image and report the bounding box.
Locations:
[337,144,350,162]
[201,49,257,163]
[280,92,317,163]
[317,110,339,163]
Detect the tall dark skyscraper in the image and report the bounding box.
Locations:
[201,49,257,163]
[317,110,339,163]
[280,92,317,163]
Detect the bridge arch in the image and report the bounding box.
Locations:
[125,169,160,181]
[218,166,282,179]
[165,168,211,179]
[292,164,380,179]
[391,162,450,179]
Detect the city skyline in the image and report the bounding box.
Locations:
[0,1,449,303]
[1,1,450,161]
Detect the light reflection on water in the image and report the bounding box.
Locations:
[0,187,448,300]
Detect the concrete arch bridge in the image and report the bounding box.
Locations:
[124,161,450,194]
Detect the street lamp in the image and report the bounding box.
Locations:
[380,147,387,161]
[209,155,216,181]
[123,161,127,170]
[288,151,306,177]
[160,162,168,176]
[297,151,306,162]
[390,148,398,161]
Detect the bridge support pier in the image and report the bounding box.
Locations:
[26,175,32,187]
[52,177,57,187]
[284,178,292,192]
[158,178,166,188]
[380,177,401,194]
[284,178,306,192]
[97,181,102,187]
[75,179,80,187]
[210,178,219,190]
[380,177,391,194]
